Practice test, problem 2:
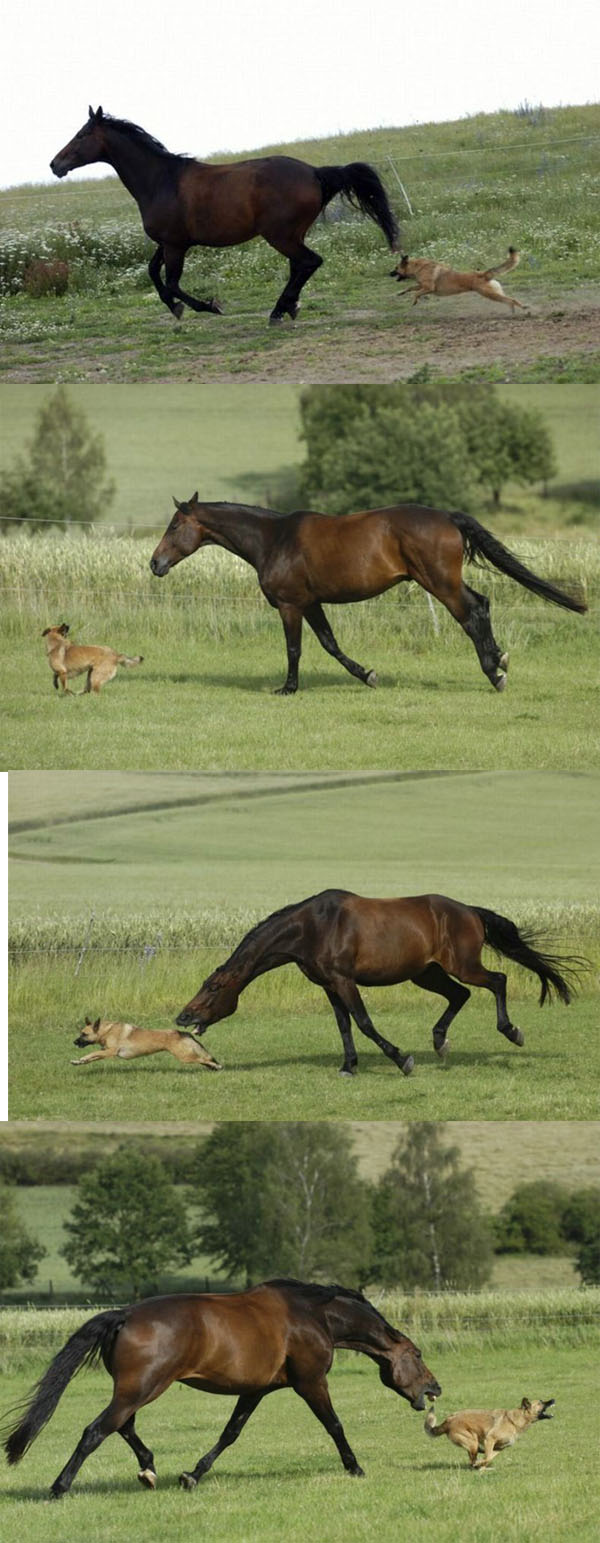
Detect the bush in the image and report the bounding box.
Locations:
[22,259,69,297]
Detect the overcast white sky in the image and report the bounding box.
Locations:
[1,0,598,189]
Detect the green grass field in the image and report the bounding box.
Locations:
[1,528,598,772]
[0,1296,597,1539]
[8,770,600,1122]
[1,103,599,382]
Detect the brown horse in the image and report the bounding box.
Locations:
[150,496,586,694]
[3,1280,440,1499]
[175,890,582,1073]
[50,108,398,323]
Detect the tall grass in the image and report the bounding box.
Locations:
[1,530,597,650]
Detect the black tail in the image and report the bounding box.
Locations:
[473,907,586,1006]
[449,511,587,614]
[315,163,399,250]
[2,1308,128,1465]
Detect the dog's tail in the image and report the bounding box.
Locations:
[482,246,520,280]
[116,654,144,667]
[448,510,587,613]
[424,1410,449,1437]
[315,163,399,250]
[472,907,587,1006]
[2,1308,129,1465]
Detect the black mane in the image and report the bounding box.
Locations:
[266,1278,399,1335]
[100,114,193,162]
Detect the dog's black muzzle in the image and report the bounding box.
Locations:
[73,1034,88,1047]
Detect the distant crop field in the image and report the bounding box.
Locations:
[1,103,599,382]
[8,769,600,1122]
[0,1295,597,1540]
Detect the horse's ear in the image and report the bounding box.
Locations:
[172,496,181,510]
[191,491,199,504]
[89,106,103,122]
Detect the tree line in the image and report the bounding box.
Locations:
[2,1124,598,1298]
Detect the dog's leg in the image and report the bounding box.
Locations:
[478,281,526,311]
[71,1050,113,1064]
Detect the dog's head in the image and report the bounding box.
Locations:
[42,623,70,642]
[389,254,414,281]
[73,1016,103,1047]
[521,1397,555,1424]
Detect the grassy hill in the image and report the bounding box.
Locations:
[1,103,598,381]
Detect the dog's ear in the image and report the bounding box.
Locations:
[42,627,51,636]
[92,1017,101,1031]
[59,623,70,636]
[521,1398,532,1411]
[84,1016,92,1026]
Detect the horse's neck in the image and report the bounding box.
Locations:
[199,506,276,572]
[325,1299,391,1356]
[103,129,178,212]
[226,909,300,986]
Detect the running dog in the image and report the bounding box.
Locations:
[424,1396,555,1469]
[42,623,143,694]
[390,247,526,313]
[72,1017,222,1070]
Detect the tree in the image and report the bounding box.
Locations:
[371,1124,494,1291]
[560,1187,600,1246]
[194,1123,372,1287]
[456,398,557,505]
[0,386,115,531]
[576,1230,600,1285]
[61,1148,193,1298]
[494,1181,572,1255]
[0,1184,46,1289]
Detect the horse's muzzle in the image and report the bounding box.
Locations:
[50,157,68,179]
[150,556,169,577]
[176,1009,203,1029]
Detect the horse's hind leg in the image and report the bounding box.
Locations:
[453,959,524,1047]
[49,1396,135,1498]
[438,581,508,690]
[304,602,377,688]
[163,246,223,317]
[179,1392,265,1490]
[410,963,470,1058]
[119,1414,157,1489]
[148,245,184,319]
[332,978,414,1076]
[268,240,323,322]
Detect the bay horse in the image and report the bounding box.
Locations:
[150,496,586,694]
[50,107,398,323]
[175,890,583,1073]
[2,1279,440,1499]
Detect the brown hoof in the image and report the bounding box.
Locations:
[138,1469,157,1490]
[401,1054,415,1076]
[366,670,378,688]
[493,671,507,692]
[512,1027,524,1046]
[208,298,224,315]
[179,1472,198,1491]
[173,303,184,320]
[434,1040,449,1059]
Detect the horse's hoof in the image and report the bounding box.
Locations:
[365,670,378,688]
[401,1055,415,1076]
[434,1040,449,1059]
[172,303,184,320]
[349,1465,366,1478]
[269,312,286,326]
[208,298,224,315]
[339,1067,356,1077]
[138,1469,157,1490]
[179,1472,198,1491]
[493,671,507,692]
[499,652,510,671]
[511,1027,524,1046]
[273,684,297,696]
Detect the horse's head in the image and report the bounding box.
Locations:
[50,107,108,178]
[150,494,207,577]
[378,1333,441,1411]
[176,967,240,1032]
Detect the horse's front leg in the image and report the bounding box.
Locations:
[162,245,223,317]
[291,1376,364,1476]
[148,245,184,318]
[274,604,303,694]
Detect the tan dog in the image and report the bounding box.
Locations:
[72,1017,222,1070]
[42,623,143,694]
[390,247,525,313]
[425,1396,555,1469]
